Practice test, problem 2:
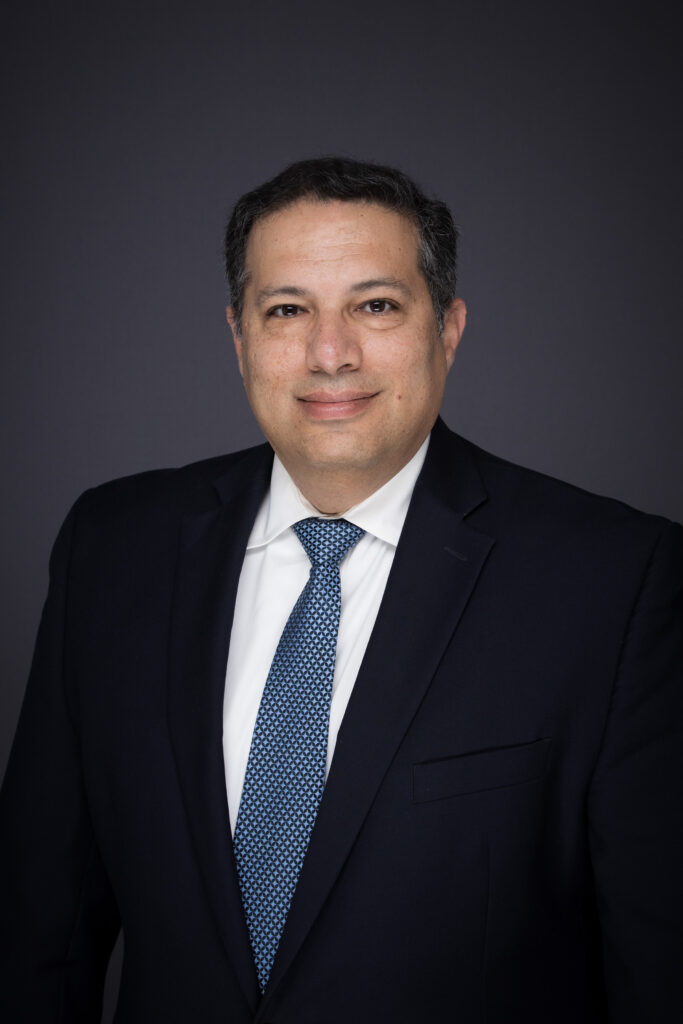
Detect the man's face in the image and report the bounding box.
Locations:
[228,199,465,497]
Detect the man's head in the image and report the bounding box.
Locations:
[224,157,466,512]
[225,157,459,337]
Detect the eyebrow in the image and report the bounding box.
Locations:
[349,278,412,298]
[256,285,309,306]
[255,278,412,306]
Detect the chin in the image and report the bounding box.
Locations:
[297,436,381,473]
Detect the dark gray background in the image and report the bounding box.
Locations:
[1,1,681,1018]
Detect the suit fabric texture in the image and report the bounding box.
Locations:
[1,418,681,1023]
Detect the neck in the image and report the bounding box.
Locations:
[279,450,421,516]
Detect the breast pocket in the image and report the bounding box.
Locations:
[412,738,551,803]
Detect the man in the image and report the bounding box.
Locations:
[0,157,681,1023]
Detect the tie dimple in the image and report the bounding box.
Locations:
[233,517,364,992]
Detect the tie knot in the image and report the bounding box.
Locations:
[292,517,364,568]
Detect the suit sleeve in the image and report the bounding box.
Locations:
[0,500,121,1022]
[587,520,683,1022]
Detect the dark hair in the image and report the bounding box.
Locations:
[224,156,458,335]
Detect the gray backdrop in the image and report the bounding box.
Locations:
[2,1,681,1019]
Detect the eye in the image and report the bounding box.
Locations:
[268,304,302,318]
[361,299,397,314]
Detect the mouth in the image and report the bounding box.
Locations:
[297,390,379,421]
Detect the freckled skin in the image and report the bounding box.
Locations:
[227,200,466,513]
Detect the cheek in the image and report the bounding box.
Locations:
[396,351,446,414]
[381,339,442,392]
[242,346,295,406]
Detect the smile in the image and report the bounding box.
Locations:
[298,391,378,420]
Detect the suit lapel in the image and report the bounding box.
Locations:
[261,422,495,1011]
[167,444,272,1011]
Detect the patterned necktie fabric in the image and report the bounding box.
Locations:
[233,516,365,992]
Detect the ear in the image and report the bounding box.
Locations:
[226,306,244,378]
[440,298,467,371]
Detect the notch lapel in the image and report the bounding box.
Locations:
[260,422,495,1013]
[166,445,272,1011]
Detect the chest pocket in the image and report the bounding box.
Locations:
[412,737,551,803]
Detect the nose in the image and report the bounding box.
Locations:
[306,313,362,375]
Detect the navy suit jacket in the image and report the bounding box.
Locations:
[1,418,682,1022]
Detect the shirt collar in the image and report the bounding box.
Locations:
[247,435,430,550]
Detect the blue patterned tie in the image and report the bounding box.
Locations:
[233,516,365,992]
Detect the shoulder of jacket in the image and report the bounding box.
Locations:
[449,428,678,550]
[71,442,269,524]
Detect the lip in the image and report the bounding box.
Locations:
[298,390,378,420]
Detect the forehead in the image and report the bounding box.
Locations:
[244,199,421,285]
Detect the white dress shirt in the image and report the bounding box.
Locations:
[222,436,429,834]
